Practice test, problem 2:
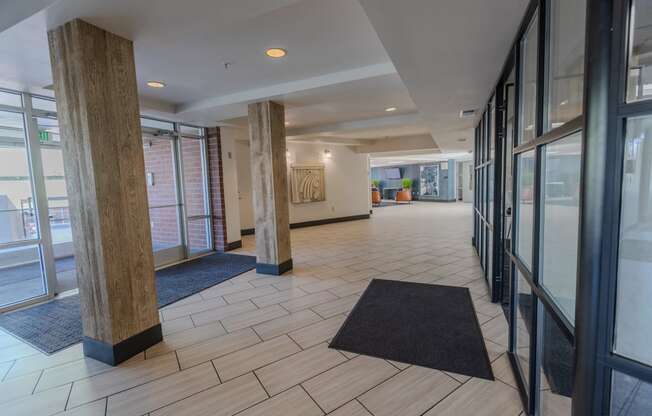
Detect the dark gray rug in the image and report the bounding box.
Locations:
[0,252,255,354]
[330,279,494,380]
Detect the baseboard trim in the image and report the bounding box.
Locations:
[83,323,162,366]
[225,240,242,251]
[241,214,370,236]
[256,258,293,275]
[290,214,370,229]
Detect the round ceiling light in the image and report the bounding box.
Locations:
[266,48,287,58]
[147,81,166,88]
[385,107,397,112]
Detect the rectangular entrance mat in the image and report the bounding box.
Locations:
[330,279,494,380]
[0,252,255,354]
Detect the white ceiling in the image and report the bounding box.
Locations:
[359,0,529,151]
[0,0,528,154]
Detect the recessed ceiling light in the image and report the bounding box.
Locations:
[385,107,397,112]
[147,81,166,88]
[266,48,287,58]
[457,138,467,142]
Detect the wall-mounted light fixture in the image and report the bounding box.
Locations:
[323,149,332,159]
[286,149,291,158]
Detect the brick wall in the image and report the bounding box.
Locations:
[143,139,180,249]
[181,138,211,251]
[142,129,228,253]
[206,127,228,251]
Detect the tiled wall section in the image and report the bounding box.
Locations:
[206,127,228,251]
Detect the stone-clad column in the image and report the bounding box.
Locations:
[48,19,161,365]
[247,101,293,275]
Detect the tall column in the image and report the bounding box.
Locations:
[48,19,161,365]
[248,101,293,275]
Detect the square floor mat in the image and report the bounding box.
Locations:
[330,279,494,380]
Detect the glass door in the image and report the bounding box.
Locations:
[34,108,78,294]
[0,91,54,310]
[142,121,185,267]
[179,126,212,257]
[501,71,515,309]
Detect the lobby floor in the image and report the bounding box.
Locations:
[0,202,524,416]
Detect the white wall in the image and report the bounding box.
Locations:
[234,137,370,229]
[234,138,255,230]
[462,161,473,203]
[219,127,243,243]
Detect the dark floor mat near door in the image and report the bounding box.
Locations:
[0,252,256,354]
[330,279,494,380]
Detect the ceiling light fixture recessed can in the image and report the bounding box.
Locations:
[147,81,166,88]
[266,48,287,58]
[385,107,397,112]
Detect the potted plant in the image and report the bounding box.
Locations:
[371,179,381,205]
[396,178,413,203]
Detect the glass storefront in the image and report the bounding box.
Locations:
[0,89,213,311]
[474,1,587,413]
[474,0,652,413]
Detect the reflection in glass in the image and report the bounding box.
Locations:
[540,133,582,323]
[0,111,38,244]
[611,371,652,415]
[519,12,539,143]
[627,0,652,101]
[547,0,586,130]
[539,307,574,415]
[515,269,532,388]
[614,116,652,366]
[0,244,46,307]
[516,151,535,269]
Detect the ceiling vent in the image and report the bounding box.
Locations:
[459,109,476,119]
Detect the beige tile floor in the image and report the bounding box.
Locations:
[0,202,525,416]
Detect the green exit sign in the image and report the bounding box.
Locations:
[38,130,50,142]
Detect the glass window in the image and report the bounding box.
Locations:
[611,371,652,415]
[142,137,181,251]
[614,116,652,366]
[0,244,46,306]
[627,0,652,102]
[31,97,57,113]
[181,138,208,217]
[187,218,211,254]
[539,307,574,416]
[141,117,174,131]
[547,0,586,130]
[515,268,533,388]
[519,12,539,144]
[0,111,38,243]
[0,90,22,107]
[516,150,535,269]
[540,132,582,323]
[179,125,203,137]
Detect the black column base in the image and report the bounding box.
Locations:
[256,258,293,275]
[225,240,243,251]
[82,323,162,366]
